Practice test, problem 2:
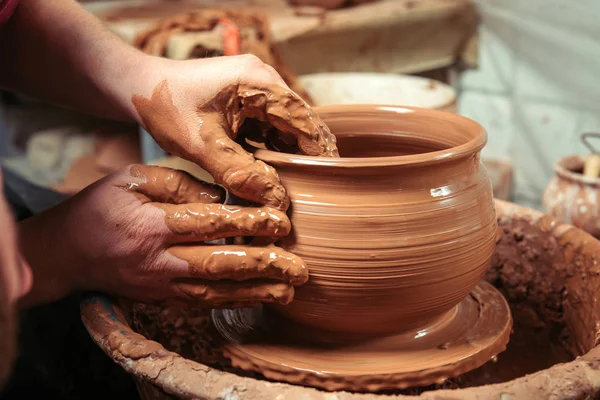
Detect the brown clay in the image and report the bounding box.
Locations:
[128,164,224,204]
[253,105,496,336]
[132,80,338,211]
[122,164,309,308]
[213,280,511,391]
[543,155,600,237]
[209,105,505,390]
[80,199,600,399]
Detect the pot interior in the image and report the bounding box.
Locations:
[335,132,448,158]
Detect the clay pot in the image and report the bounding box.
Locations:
[80,200,600,399]
[253,105,496,336]
[543,155,600,237]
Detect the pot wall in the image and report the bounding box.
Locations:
[257,106,497,336]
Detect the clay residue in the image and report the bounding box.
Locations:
[169,244,306,286]
[213,281,511,392]
[211,82,338,157]
[171,280,295,309]
[491,200,600,358]
[119,164,308,308]
[132,80,338,211]
[157,203,291,242]
[82,199,600,400]
[128,164,224,204]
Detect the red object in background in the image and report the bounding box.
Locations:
[218,18,241,56]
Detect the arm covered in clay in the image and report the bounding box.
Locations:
[0,0,338,208]
[17,165,308,309]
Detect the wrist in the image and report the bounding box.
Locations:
[109,52,173,125]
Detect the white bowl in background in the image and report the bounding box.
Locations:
[300,72,456,112]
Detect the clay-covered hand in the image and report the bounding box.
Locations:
[18,165,308,308]
[130,55,339,211]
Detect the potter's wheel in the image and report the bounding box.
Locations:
[212,281,512,392]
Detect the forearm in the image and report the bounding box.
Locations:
[0,0,150,121]
[17,202,77,309]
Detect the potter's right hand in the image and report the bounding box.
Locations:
[128,55,339,211]
[17,165,308,308]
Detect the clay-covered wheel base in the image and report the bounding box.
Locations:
[212,281,512,392]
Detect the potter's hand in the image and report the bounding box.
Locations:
[130,55,339,211]
[18,165,308,308]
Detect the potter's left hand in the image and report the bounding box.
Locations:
[17,165,308,308]
[129,55,339,211]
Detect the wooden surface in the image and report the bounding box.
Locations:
[86,0,479,74]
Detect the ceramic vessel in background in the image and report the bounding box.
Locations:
[483,159,513,201]
[254,105,497,336]
[299,73,457,113]
[543,155,600,238]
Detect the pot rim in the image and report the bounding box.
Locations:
[253,105,487,168]
[554,155,600,187]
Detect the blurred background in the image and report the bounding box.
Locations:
[1,0,598,211]
[1,1,599,399]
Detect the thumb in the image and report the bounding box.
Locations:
[192,112,289,211]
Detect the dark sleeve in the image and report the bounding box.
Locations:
[1,168,66,221]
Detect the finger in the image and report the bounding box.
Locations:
[168,244,308,285]
[234,83,339,157]
[127,164,224,204]
[154,203,291,242]
[169,279,294,308]
[193,113,289,210]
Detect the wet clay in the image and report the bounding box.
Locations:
[120,164,308,308]
[213,281,511,392]
[207,105,506,390]
[128,164,224,204]
[253,105,496,337]
[81,200,600,399]
[543,155,600,237]
[131,80,338,211]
